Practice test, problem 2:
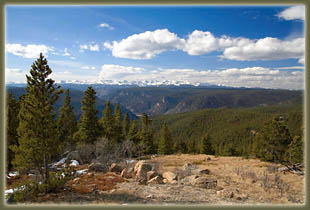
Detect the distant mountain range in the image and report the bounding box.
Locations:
[6,83,303,117]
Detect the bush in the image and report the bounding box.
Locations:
[9,168,74,203]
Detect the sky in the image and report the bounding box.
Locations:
[5,5,305,89]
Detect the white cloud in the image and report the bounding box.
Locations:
[277,5,305,21]
[81,66,96,70]
[221,37,304,61]
[62,48,71,56]
[6,43,54,58]
[98,23,114,30]
[103,29,185,59]
[6,68,22,73]
[97,64,304,89]
[79,44,100,52]
[104,29,304,63]
[70,56,76,60]
[298,57,305,64]
[99,64,145,80]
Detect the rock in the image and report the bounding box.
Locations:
[147,171,159,181]
[191,169,211,175]
[69,160,79,167]
[216,189,234,199]
[135,161,153,178]
[182,175,199,185]
[194,177,217,189]
[88,162,107,172]
[109,163,126,174]
[162,172,177,184]
[147,176,164,184]
[183,163,193,171]
[199,169,211,175]
[163,178,168,184]
[66,151,83,164]
[121,168,133,179]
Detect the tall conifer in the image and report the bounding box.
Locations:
[99,101,114,140]
[56,89,77,149]
[13,53,63,179]
[123,112,130,137]
[157,122,172,155]
[73,86,100,144]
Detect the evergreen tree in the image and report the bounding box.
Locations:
[199,134,213,154]
[99,101,114,140]
[128,120,140,143]
[73,86,100,144]
[123,112,130,137]
[12,53,63,180]
[287,135,303,164]
[139,113,154,154]
[157,122,172,155]
[113,104,123,143]
[256,116,292,163]
[56,89,77,150]
[6,92,20,171]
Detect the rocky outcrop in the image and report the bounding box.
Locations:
[162,172,177,183]
[109,163,126,174]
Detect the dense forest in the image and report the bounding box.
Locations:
[6,54,304,202]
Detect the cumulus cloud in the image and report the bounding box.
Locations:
[97,64,304,89]
[6,43,54,58]
[103,29,185,59]
[221,37,304,61]
[98,23,114,30]
[104,29,304,62]
[79,44,100,52]
[277,5,305,21]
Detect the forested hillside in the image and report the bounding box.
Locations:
[101,86,303,116]
[152,103,303,158]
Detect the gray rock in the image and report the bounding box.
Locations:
[88,162,107,172]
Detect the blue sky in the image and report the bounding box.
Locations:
[5,5,305,89]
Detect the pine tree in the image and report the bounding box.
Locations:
[139,113,154,154]
[12,53,63,180]
[199,134,213,154]
[157,122,172,155]
[6,92,20,171]
[123,112,130,137]
[73,86,100,144]
[128,119,140,143]
[99,101,114,140]
[113,104,123,143]
[256,116,292,163]
[287,135,303,164]
[56,89,77,150]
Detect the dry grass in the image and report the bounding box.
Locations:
[150,154,304,204]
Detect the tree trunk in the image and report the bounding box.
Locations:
[44,154,49,180]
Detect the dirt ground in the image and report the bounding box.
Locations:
[7,154,305,206]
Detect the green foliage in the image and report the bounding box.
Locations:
[287,135,303,164]
[128,120,140,143]
[13,53,63,179]
[6,92,20,171]
[73,86,100,144]
[157,123,172,155]
[199,134,213,155]
[113,104,123,143]
[99,101,114,140]
[253,116,292,163]
[139,113,155,154]
[56,89,77,150]
[123,112,130,137]
[10,168,74,203]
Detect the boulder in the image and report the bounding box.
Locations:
[162,171,177,184]
[182,175,199,185]
[192,169,211,175]
[147,171,159,181]
[216,189,234,199]
[194,177,217,189]
[147,176,164,184]
[66,151,83,165]
[183,163,193,171]
[109,163,126,174]
[121,168,134,179]
[88,162,107,172]
[134,161,153,184]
